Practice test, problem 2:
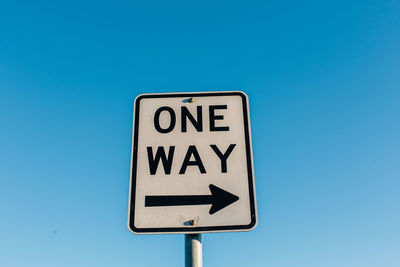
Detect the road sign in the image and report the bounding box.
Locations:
[128,91,257,234]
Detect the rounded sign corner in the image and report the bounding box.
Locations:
[134,93,148,105]
[246,216,258,231]
[128,221,143,235]
[233,91,249,101]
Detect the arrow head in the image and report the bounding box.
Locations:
[208,184,239,214]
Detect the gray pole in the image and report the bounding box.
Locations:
[185,234,202,267]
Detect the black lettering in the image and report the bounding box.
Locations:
[210,144,236,173]
[154,107,176,133]
[147,146,175,175]
[209,105,229,131]
[181,106,203,132]
[179,145,206,174]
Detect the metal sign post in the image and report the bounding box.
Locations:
[185,234,202,267]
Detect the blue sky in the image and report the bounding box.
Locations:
[1,0,399,266]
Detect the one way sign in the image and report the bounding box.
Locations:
[128,91,257,234]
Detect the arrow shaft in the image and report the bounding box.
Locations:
[145,195,213,207]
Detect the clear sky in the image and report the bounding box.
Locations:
[1,0,399,266]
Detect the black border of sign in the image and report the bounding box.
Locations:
[128,91,257,234]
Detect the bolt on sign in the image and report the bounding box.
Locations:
[128,91,257,234]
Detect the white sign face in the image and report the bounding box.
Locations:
[128,92,257,234]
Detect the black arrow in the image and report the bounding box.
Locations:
[145,184,239,214]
